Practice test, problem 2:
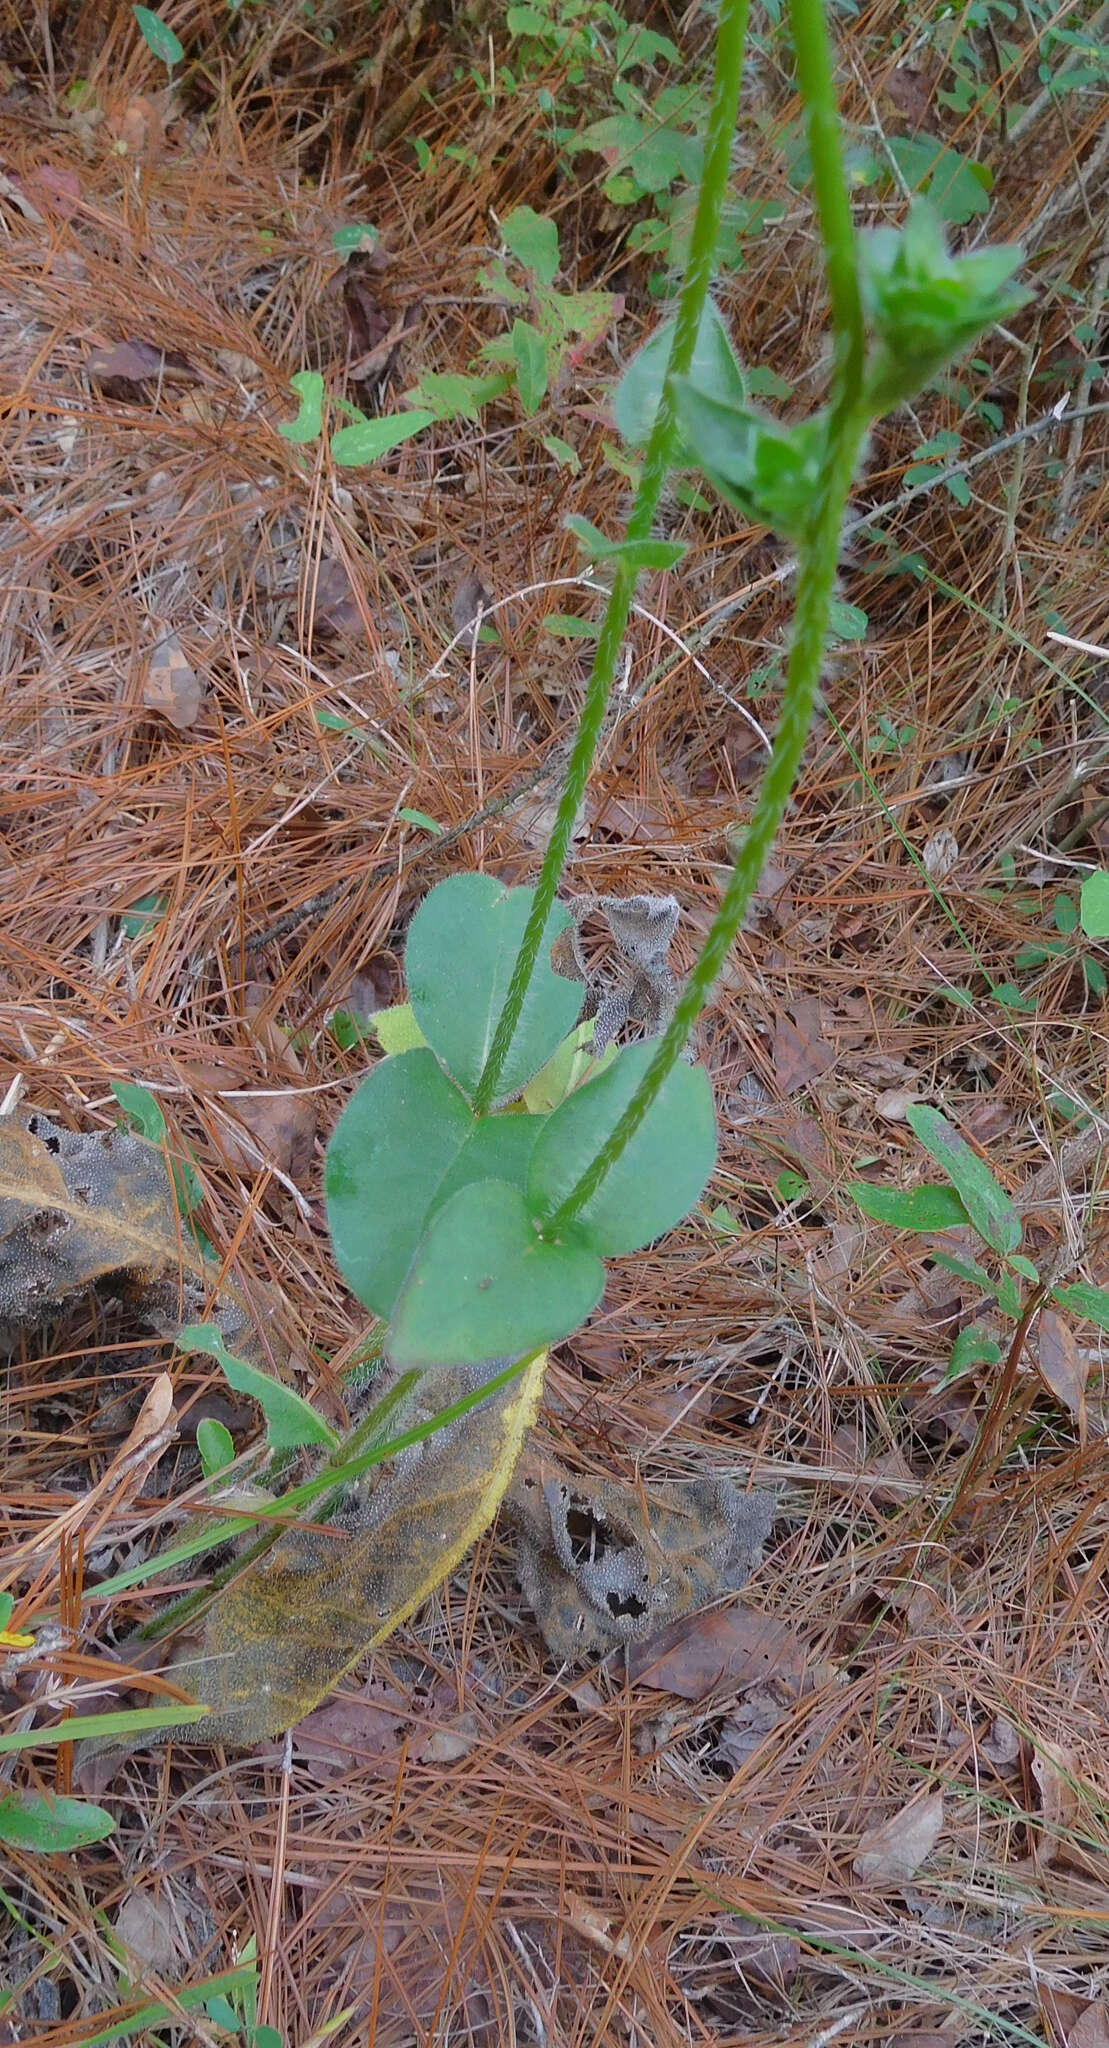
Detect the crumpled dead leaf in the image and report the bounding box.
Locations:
[89,338,199,397]
[852,1789,944,1885]
[552,893,680,1054]
[509,1450,775,1665]
[107,1352,546,1749]
[0,1104,282,1451]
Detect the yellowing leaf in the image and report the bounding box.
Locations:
[137,1351,547,1746]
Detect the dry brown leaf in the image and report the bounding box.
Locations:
[114,1352,546,1748]
[628,1600,806,1701]
[1037,1307,1089,1439]
[142,629,203,729]
[1031,1737,1080,1867]
[852,1790,944,1885]
[89,339,198,391]
[772,997,835,1094]
[1071,2010,1109,2048]
[923,827,959,880]
[1041,1991,1109,2048]
[510,1450,775,1666]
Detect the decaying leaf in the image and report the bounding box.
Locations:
[628,1600,807,1702]
[509,1451,775,1664]
[142,629,203,729]
[551,893,680,1054]
[772,997,835,1094]
[0,1107,269,1371]
[1030,1736,1081,1868]
[852,1790,944,1885]
[114,1352,546,1748]
[1037,1307,1089,1440]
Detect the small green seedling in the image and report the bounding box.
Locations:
[132,5,183,68]
[849,1104,1109,1383]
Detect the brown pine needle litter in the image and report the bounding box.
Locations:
[2,0,1109,2040]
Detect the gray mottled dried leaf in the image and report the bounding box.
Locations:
[510,1451,775,1667]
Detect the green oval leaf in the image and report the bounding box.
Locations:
[389,1180,602,1369]
[177,1324,338,1452]
[905,1104,1021,1255]
[527,1039,717,1257]
[325,1046,547,1316]
[330,409,435,465]
[563,514,686,570]
[196,1416,235,1478]
[846,1181,970,1232]
[1079,869,1109,940]
[0,1791,115,1852]
[511,319,549,415]
[404,874,581,1102]
[132,5,183,66]
[501,205,559,286]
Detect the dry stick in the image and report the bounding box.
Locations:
[1052,249,1109,541]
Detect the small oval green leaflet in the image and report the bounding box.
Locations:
[0,1790,115,1852]
[132,4,183,66]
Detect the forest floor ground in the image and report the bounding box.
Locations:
[2,0,1109,2042]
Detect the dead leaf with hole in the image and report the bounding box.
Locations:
[852,1790,944,1886]
[509,1450,775,1666]
[551,893,680,1054]
[142,630,203,729]
[107,1351,546,1749]
[1037,1308,1088,1442]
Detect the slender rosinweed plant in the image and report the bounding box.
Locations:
[323,0,1030,1382]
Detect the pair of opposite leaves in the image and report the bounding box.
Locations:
[324,875,718,1373]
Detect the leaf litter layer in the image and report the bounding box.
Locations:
[1,0,1109,2040]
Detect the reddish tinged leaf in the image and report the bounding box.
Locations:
[88,339,198,391]
[773,997,835,1093]
[627,1600,807,1701]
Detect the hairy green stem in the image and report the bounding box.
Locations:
[472,0,752,1114]
[544,0,867,1236]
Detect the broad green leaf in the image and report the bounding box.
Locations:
[905,1104,1021,1255]
[563,514,686,570]
[614,297,745,451]
[0,1792,115,1852]
[1051,1281,1109,1333]
[846,1181,970,1232]
[177,1324,338,1452]
[404,874,581,1101]
[330,409,435,465]
[132,5,183,66]
[886,136,991,224]
[405,370,511,421]
[398,806,442,834]
[1008,1253,1040,1282]
[197,1417,235,1478]
[277,369,324,444]
[947,1325,1003,1375]
[997,1272,1023,1318]
[501,205,559,286]
[389,1181,601,1368]
[1079,869,1109,939]
[527,1039,717,1258]
[324,1046,546,1315]
[510,319,548,415]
